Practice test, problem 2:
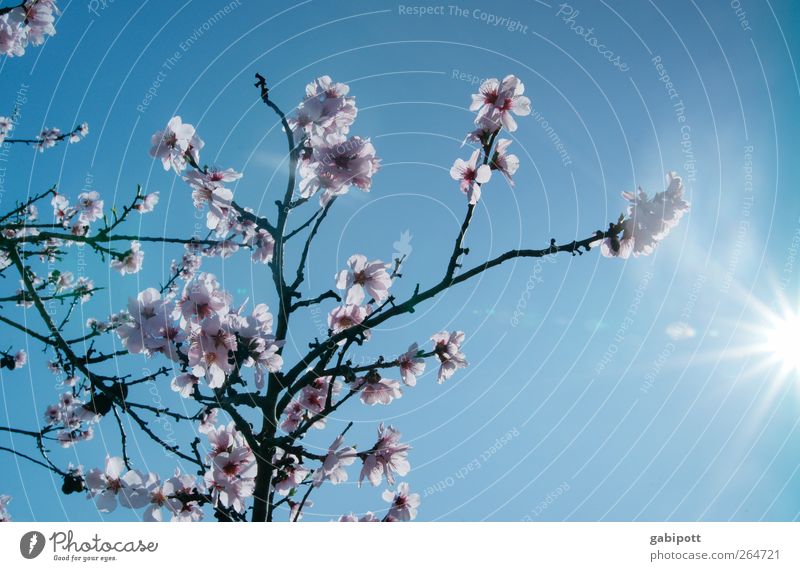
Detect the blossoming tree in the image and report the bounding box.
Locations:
[0,2,689,522]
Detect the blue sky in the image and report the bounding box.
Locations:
[1,0,800,522]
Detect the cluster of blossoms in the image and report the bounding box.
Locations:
[43,390,100,447]
[36,122,88,152]
[450,75,529,204]
[203,421,256,512]
[291,76,380,206]
[51,190,103,236]
[86,456,204,521]
[116,274,283,392]
[327,254,392,337]
[598,171,690,258]
[149,117,277,265]
[0,0,58,57]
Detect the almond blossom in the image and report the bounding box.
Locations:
[398,343,425,387]
[299,376,341,416]
[184,168,241,235]
[77,191,104,223]
[135,192,160,213]
[248,228,275,264]
[22,0,59,46]
[272,449,309,496]
[335,254,392,304]
[69,122,88,143]
[357,370,403,406]
[289,75,357,141]
[470,74,531,133]
[431,330,468,383]
[313,434,357,486]
[44,390,99,448]
[177,272,231,323]
[359,423,411,487]
[450,149,491,205]
[149,116,204,172]
[203,423,256,512]
[299,134,380,205]
[187,314,236,388]
[170,373,199,398]
[36,127,61,151]
[110,241,144,275]
[491,138,520,184]
[382,482,420,521]
[85,456,150,513]
[328,304,368,335]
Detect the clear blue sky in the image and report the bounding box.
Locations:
[1,0,800,522]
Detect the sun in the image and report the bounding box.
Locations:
[762,312,800,374]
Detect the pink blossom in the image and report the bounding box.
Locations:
[0,10,27,57]
[328,304,368,335]
[75,191,103,223]
[359,423,411,487]
[164,470,204,522]
[598,234,635,259]
[198,409,218,434]
[431,330,468,383]
[280,400,305,433]
[177,272,232,323]
[239,335,284,389]
[142,474,183,522]
[335,254,392,304]
[74,277,94,302]
[51,194,75,225]
[289,75,357,140]
[36,127,61,151]
[287,498,313,522]
[398,343,425,387]
[116,288,172,355]
[313,434,357,486]
[135,192,160,213]
[187,315,236,388]
[273,450,309,496]
[170,373,199,398]
[184,168,242,235]
[382,482,420,521]
[22,0,59,46]
[357,370,402,406]
[85,456,149,513]
[204,446,257,512]
[69,122,88,143]
[299,376,340,415]
[299,134,380,205]
[470,75,531,132]
[111,241,144,275]
[248,229,275,264]
[491,138,520,184]
[149,116,204,172]
[450,149,491,205]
